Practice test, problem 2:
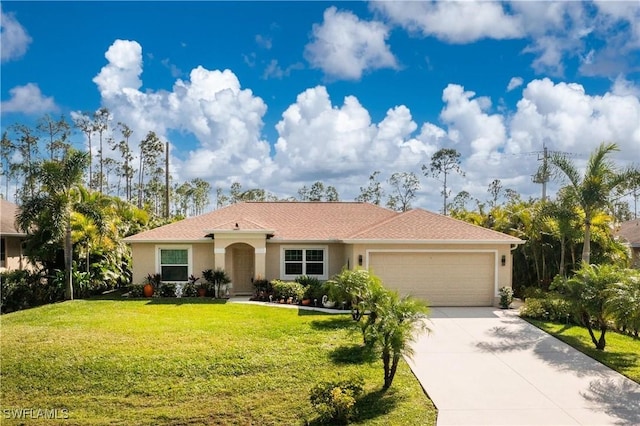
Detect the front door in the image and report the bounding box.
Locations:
[232,245,254,295]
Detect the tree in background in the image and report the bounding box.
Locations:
[386,172,420,212]
[93,107,111,194]
[36,114,71,161]
[551,142,639,264]
[487,179,503,207]
[73,112,95,188]
[356,171,384,205]
[424,148,464,216]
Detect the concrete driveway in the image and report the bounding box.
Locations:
[406,307,640,426]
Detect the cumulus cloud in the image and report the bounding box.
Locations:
[90,39,272,187]
[1,83,57,114]
[0,7,32,62]
[370,1,523,43]
[507,77,524,92]
[372,0,639,79]
[304,6,398,80]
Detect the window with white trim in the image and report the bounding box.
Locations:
[282,247,327,279]
[160,249,189,282]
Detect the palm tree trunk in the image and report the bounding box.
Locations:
[382,348,392,389]
[64,220,74,300]
[582,220,591,264]
[559,237,566,276]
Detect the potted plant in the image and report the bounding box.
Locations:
[499,286,514,309]
[203,268,231,299]
[144,273,161,297]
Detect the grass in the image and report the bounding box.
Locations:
[0,297,436,425]
[526,319,640,384]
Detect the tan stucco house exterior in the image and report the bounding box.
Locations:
[125,202,523,306]
[0,199,29,272]
[616,219,640,268]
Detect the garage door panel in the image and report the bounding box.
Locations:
[369,252,494,306]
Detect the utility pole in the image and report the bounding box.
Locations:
[532,146,549,201]
[530,144,578,201]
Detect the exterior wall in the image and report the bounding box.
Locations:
[0,236,30,272]
[193,243,215,277]
[129,242,214,284]
[632,247,640,269]
[264,242,346,281]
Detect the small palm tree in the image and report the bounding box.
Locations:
[562,263,625,350]
[365,290,430,389]
[203,268,231,298]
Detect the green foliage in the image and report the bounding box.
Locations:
[181,282,198,297]
[296,275,324,300]
[252,278,272,300]
[0,270,63,314]
[271,280,305,301]
[326,269,384,321]
[604,270,640,337]
[559,263,627,349]
[202,268,231,298]
[158,282,177,297]
[309,377,364,424]
[128,283,145,298]
[520,294,573,322]
[498,286,514,309]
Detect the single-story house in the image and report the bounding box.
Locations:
[124,202,523,306]
[0,199,29,272]
[616,219,640,268]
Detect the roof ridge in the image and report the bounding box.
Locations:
[347,209,403,238]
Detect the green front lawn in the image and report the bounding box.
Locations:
[526,319,640,384]
[0,298,436,425]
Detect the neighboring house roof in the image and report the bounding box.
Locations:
[0,199,25,236]
[616,219,640,248]
[125,202,522,244]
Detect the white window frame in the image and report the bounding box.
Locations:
[155,245,192,283]
[280,246,328,280]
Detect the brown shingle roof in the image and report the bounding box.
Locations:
[0,199,24,236]
[346,208,520,242]
[125,202,521,243]
[616,219,640,247]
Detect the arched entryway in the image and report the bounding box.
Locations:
[226,243,255,295]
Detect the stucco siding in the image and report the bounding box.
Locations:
[193,243,215,277]
[1,236,30,271]
[130,243,155,284]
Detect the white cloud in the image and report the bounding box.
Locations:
[373,1,639,79]
[0,7,32,63]
[255,34,272,49]
[91,39,272,188]
[611,75,640,98]
[304,6,398,80]
[370,0,523,43]
[1,83,57,114]
[507,77,524,92]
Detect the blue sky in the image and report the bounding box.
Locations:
[1,1,639,213]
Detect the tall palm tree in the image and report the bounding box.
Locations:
[551,142,639,264]
[17,150,90,300]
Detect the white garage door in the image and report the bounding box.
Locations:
[368,251,495,306]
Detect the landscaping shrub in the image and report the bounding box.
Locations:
[1,270,62,314]
[128,283,145,298]
[252,278,272,300]
[158,282,177,297]
[309,377,364,424]
[520,292,572,322]
[296,275,324,301]
[498,286,514,309]
[181,282,198,297]
[271,280,304,301]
